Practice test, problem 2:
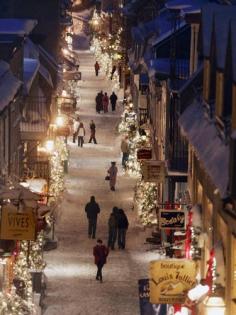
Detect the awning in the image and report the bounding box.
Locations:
[0,60,22,112]
[39,64,53,87]
[179,99,229,197]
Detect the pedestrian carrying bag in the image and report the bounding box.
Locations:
[105,175,110,181]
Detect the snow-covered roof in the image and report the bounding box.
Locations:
[166,0,208,13]
[179,99,229,197]
[152,19,186,47]
[0,19,37,35]
[201,4,236,61]
[0,60,22,112]
[23,58,40,94]
[24,38,39,59]
[39,64,53,87]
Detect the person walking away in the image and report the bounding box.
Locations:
[94,61,100,76]
[117,209,129,249]
[102,92,109,113]
[110,92,118,111]
[107,161,118,191]
[93,239,109,283]
[107,206,119,250]
[73,117,80,143]
[97,90,104,113]
[110,65,116,80]
[77,122,85,147]
[95,93,101,113]
[89,120,97,144]
[85,196,100,238]
[121,135,129,169]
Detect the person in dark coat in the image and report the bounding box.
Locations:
[110,92,118,111]
[85,196,100,238]
[88,120,97,144]
[107,206,119,250]
[117,209,129,249]
[96,91,103,113]
[95,93,101,113]
[93,239,109,282]
[94,61,100,76]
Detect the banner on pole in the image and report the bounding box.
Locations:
[138,279,168,315]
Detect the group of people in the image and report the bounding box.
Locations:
[95,91,118,113]
[85,196,129,283]
[73,118,97,146]
[108,206,129,250]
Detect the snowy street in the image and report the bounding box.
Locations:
[43,15,159,315]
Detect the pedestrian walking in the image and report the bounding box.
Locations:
[110,91,118,111]
[107,207,119,250]
[107,161,118,191]
[73,117,80,143]
[95,91,103,113]
[117,209,129,249]
[85,196,100,238]
[94,61,100,76]
[93,239,109,283]
[121,135,129,169]
[102,92,109,113]
[110,65,116,80]
[77,122,85,147]
[88,120,97,144]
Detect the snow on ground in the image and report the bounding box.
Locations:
[43,14,162,315]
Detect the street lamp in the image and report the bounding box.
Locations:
[44,140,54,153]
[203,296,226,315]
[55,115,65,127]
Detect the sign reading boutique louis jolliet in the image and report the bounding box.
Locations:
[149,260,197,304]
[159,210,186,230]
[0,207,36,241]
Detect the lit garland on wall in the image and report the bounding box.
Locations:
[0,291,35,315]
[49,138,68,198]
[134,180,158,226]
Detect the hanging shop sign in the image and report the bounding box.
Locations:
[149,259,197,304]
[138,279,168,315]
[137,148,152,160]
[159,210,186,230]
[0,207,36,241]
[141,160,166,182]
[56,126,71,137]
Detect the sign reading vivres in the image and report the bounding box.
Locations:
[149,260,197,304]
[159,210,185,230]
[0,207,36,241]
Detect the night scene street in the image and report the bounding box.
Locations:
[0,0,235,315]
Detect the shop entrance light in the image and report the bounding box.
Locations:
[203,296,226,315]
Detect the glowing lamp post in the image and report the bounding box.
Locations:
[45,140,54,153]
[203,296,226,315]
[55,115,64,127]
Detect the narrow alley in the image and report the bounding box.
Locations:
[43,23,157,315]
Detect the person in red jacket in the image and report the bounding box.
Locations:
[93,239,109,283]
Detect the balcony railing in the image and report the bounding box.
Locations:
[20,96,49,141]
[21,157,50,183]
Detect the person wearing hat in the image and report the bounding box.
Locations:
[93,239,109,283]
[107,161,118,191]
